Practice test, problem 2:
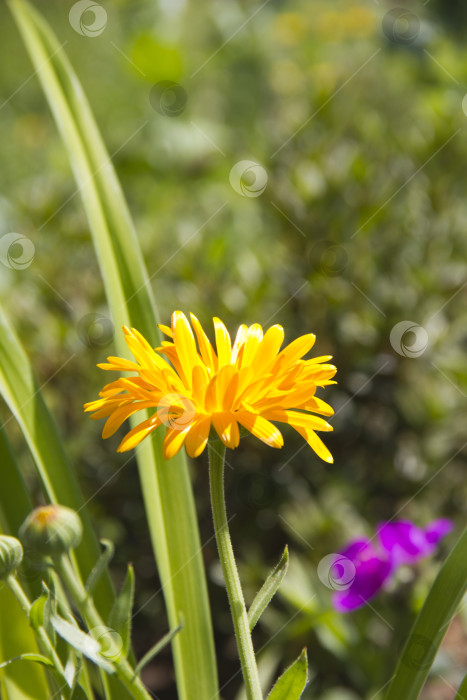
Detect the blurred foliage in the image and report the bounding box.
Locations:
[0,0,466,698]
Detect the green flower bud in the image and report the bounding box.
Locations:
[0,535,23,579]
[19,505,82,556]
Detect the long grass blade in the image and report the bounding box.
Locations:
[385,526,467,700]
[7,2,219,696]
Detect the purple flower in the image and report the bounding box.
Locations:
[377,519,453,567]
[331,519,453,613]
[332,539,392,613]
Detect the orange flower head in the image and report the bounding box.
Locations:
[84,311,337,462]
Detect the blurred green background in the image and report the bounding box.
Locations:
[0,0,466,698]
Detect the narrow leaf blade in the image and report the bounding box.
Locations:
[85,539,115,595]
[7,3,219,697]
[385,526,467,700]
[249,546,289,630]
[267,648,308,700]
[134,620,184,678]
[108,564,135,658]
[0,653,54,669]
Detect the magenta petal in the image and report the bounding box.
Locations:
[424,519,453,545]
[377,520,430,565]
[378,519,453,566]
[331,539,392,613]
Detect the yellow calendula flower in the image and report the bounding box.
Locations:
[84,311,337,462]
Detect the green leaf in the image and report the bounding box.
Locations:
[0,424,34,536]
[133,620,184,679]
[108,565,134,658]
[51,614,115,674]
[248,546,289,630]
[0,301,115,620]
[71,685,89,700]
[385,526,467,700]
[267,648,308,700]
[29,595,47,632]
[0,565,51,699]
[0,653,54,669]
[7,2,218,698]
[85,540,115,596]
[454,672,467,699]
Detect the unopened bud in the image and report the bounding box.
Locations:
[19,505,82,556]
[0,535,23,579]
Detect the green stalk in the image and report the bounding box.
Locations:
[208,440,262,700]
[55,554,151,700]
[385,526,467,700]
[6,574,68,698]
[8,2,218,697]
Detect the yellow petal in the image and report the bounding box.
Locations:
[250,324,284,373]
[162,426,191,459]
[238,324,263,368]
[263,408,332,432]
[236,411,284,448]
[185,416,211,458]
[117,416,161,452]
[190,313,218,372]
[98,357,141,372]
[102,402,155,438]
[231,324,248,364]
[213,317,232,367]
[293,425,333,463]
[205,365,236,413]
[212,413,240,449]
[158,323,173,338]
[171,311,199,387]
[304,396,334,416]
[276,333,316,369]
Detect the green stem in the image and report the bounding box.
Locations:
[208,440,262,700]
[55,554,151,700]
[6,574,68,695]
